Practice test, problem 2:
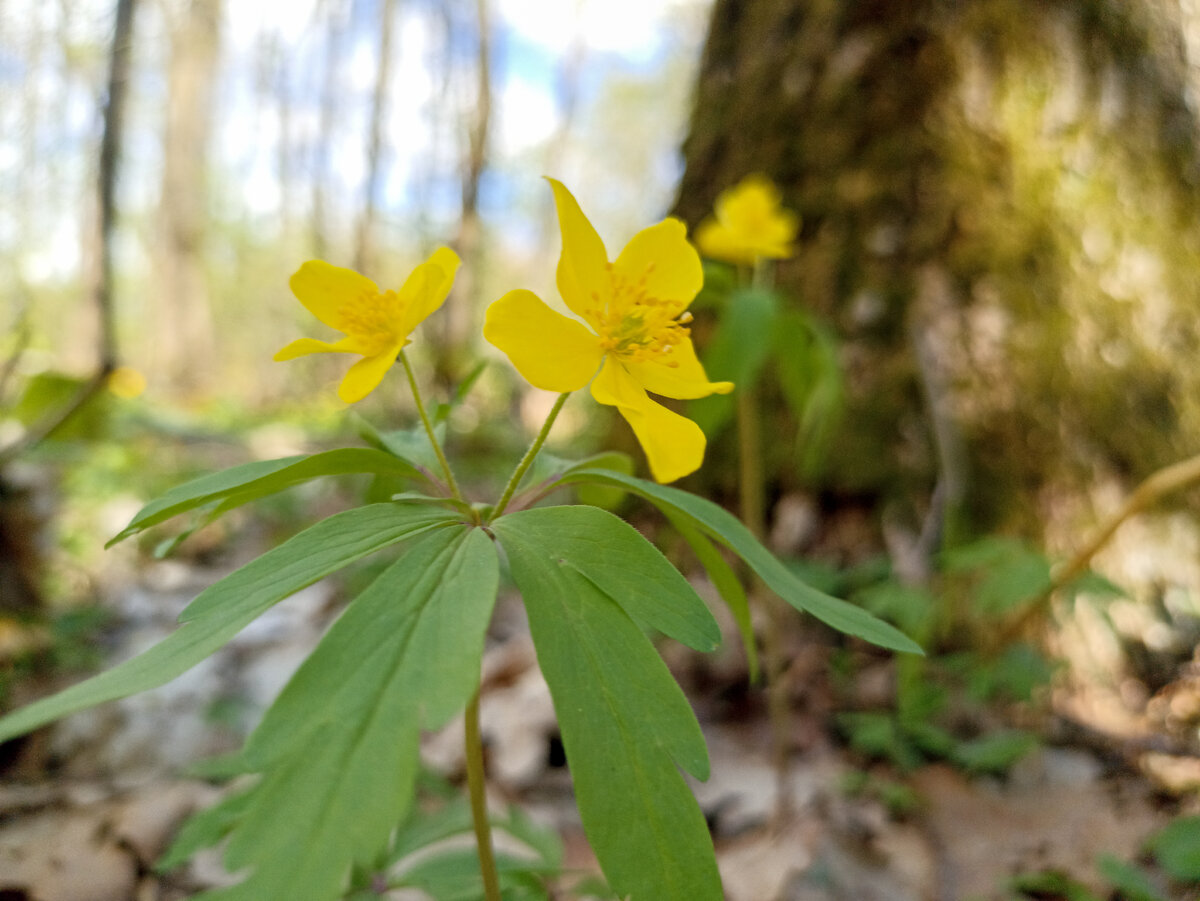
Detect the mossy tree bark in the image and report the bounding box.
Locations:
[674,0,1200,549]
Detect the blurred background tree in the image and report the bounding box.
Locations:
[674,0,1200,562]
[3,0,1200,607]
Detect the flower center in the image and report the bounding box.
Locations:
[336,289,404,354]
[589,263,692,366]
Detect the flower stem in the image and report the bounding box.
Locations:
[400,349,463,500]
[464,687,502,901]
[490,392,570,519]
[742,258,792,824]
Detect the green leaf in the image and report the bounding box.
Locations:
[393,848,554,901]
[516,450,634,502]
[494,506,720,652]
[553,469,923,655]
[387,796,563,876]
[196,525,498,901]
[157,789,254,872]
[387,800,563,901]
[837,712,924,771]
[949,730,1037,775]
[967,643,1054,703]
[108,448,427,546]
[1146,815,1200,882]
[0,503,458,744]
[494,516,723,901]
[356,415,447,478]
[1096,854,1167,901]
[1061,570,1128,602]
[941,538,1053,617]
[667,511,759,681]
[690,287,779,435]
[13,371,110,441]
[431,359,489,425]
[496,803,565,872]
[1009,870,1102,901]
[773,309,844,478]
[854,580,937,639]
[387,795,476,866]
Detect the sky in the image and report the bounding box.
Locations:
[0,0,711,289]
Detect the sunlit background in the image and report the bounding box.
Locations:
[2,0,707,407]
[6,1,1200,896]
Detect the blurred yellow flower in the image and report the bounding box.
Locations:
[107,365,146,399]
[275,248,460,403]
[695,174,798,265]
[484,179,732,483]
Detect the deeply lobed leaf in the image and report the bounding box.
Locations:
[493,510,723,901]
[0,503,458,744]
[553,468,924,655]
[192,525,499,901]
[108,448,428,547]
[667,511,759,680]
[494,505,720,652]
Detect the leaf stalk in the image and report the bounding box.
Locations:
[400,349,463,500]
[491,392,570,519]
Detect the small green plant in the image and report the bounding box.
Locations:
[834,537,1091,775]
[0,179,919,901]
[1008,814,1200,901]
[688,174,845,814]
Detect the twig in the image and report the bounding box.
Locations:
[997,450,1200,646]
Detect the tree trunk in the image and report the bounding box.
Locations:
[353,0,398,276]
[434,0,493,391]
[154,0,221,395]
[311,0,346,262]
[0,0,137,614]
[673,0,1200,544]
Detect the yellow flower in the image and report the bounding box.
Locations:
[694,174,799,265]
[484,179,732,484]
[275,248,460,403]
[107,366,146,399]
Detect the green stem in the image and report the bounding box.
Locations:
[490,392,570,519]
[400,349,463,500]
[736,388,765,540]
[743,257,792,824]
[464,688,502,901]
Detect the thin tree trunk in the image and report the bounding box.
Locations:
[436,0,491,390]
[154,0,221,394]
[539,3,584,244]
[353,0,398,276]
[311,0,346,261]
[0,0,137,610]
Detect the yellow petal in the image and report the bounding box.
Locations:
[694,219,756,266]
[590,358,706,483]
[289,260,379,329]
[613,218,703,305]
[547,178,610,319]
[624,338,734,400]
[762,210,800,258]
[398,246,461,335]
[274,336,363,361]
[337,342,405,403]
[483,289,603,392]
[700,175,799,264]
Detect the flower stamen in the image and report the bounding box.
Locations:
[336,289,404,354]
[588,265,690,368]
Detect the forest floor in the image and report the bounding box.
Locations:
[1,521,1199,901]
